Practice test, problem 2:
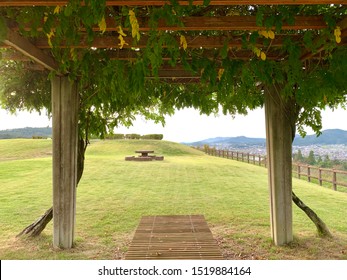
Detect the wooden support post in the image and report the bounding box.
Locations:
[52,76,78,249]
[297,164,301,179]
[307,166,311,182]
[265,85,293,246]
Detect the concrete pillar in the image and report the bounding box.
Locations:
[52,76,78,249]
[265,84,293,246]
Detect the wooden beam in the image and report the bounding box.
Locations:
[105,48,286,61]
[52,75,79,249]
[17,16,328,32]
[33,35,289,49]
[2,28,58,72]
[134,16,327,31]
[0,1,345,7]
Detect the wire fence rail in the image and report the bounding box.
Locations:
[201,147,347,192]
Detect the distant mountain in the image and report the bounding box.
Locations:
[185,136,266,147]
[0,127,52,139]
[293,129,347,146]
[185,129,347,147]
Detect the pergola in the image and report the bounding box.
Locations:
[1,0,346,250]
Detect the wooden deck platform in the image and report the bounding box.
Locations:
[125,215,223,260]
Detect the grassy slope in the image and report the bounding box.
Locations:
[0,139,346,260]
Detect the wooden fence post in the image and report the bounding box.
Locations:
[297,164,301,179]
[318,168,322,186]
[307,166,311,182]
[253,154,255,164]
[333,170,337,191]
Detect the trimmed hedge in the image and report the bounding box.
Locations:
[104,133,164,140]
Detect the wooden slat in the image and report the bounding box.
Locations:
[1,1,345,7]
[15,16,328,32]
[125,215,223,260]
[31,35,289,49]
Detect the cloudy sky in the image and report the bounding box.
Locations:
[1,106,346,143]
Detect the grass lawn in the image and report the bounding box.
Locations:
[0,139,346,260]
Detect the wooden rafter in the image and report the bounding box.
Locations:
[1,0,345,7]
[2,27,58,71]
[14,16,328,32]
[103,48,286,60]
[29,34,295,49]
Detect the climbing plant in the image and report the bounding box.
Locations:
[1,1,347,239]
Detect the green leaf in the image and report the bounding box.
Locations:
[256,9,264,27]
[220,41,228,59]
[203,0,211,6]
[0,16,8,42]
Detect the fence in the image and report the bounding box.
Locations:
[202,147,347,192]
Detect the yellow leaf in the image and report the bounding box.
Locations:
[118,34,128,49]
[217,68,224,80]
[253,46,261,57]
[268,30,275,39]
[323,95,327,104]
[98,16,107,34]
[46,30,55,48]
[259,30,275,39]
[54,5,62,14]
[70,48,77,61]
[180,35,188,50]
[334,26,341,44]
[43,12,48,23]
[258,30,267,38]
[129,10,140,41]
[334,26,341,37]
[260,51,266,61]
[117,25,127,37]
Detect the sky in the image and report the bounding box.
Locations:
[1,106,347,143]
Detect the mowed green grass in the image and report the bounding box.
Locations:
[0,139,346,260]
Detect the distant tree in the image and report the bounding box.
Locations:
[316,155,323,165]
[321,155,332,168]
[294,149,304,163]
[307,150,316,165]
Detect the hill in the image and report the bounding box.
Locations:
[0,127,52,139]
[0,138,346,260]
[185,129,347,147]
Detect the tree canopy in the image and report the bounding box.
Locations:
[0,1,346,137]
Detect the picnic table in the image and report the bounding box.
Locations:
[135,150,154,157]
[125,150,164,161]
